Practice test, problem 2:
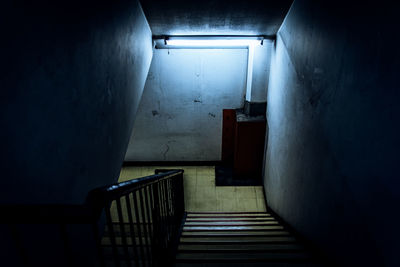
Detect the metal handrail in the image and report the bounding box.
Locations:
[87,170,183,203]
[1,169,186,267]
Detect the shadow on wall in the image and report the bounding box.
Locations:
[264,0,400,266]
[0,0,153,204]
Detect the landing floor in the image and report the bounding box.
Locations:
[118,166,266,212]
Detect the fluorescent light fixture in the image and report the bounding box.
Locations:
[153,36,271,49]
[165,39,261,47]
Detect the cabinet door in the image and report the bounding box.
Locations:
[233,121,266,179]
[221,109,236,165]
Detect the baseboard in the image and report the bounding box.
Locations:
[123,161,222,167]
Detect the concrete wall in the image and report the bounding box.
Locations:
[125,49,248,161]
[0,0,153,204]
[248,41,273,103]
[264,0,400,266]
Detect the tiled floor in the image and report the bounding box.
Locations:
[118,166,266,212]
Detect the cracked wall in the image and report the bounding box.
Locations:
[125,49,248,161]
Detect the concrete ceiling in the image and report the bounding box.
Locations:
[139,0,293,36]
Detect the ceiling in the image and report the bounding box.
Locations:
[139,0,293,36]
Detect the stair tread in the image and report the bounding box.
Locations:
[178,244,305,252]
[187,214,269,215]
[184,225,284,231]
[185,221,279,226]
[182,231,291,236]
[187,215,272,219]
[186,217,276,222]
[180,236,296,243]
[176,252,311,262]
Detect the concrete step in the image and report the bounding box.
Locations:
[185,221,279,226]
[183,225,285,231]
[178,243,305,252]
[187,213,271,218]
[181,230,291,237]
[180,236,297,244]
[176,251,312,262]
[186,217,276,222]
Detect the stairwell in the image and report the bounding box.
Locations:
[97,166,325,266]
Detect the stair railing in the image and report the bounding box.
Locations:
[1,169,185,267]
[88,169,185,267]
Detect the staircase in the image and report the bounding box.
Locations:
[175,212,320,266]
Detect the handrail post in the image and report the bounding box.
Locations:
[151,180,163,266]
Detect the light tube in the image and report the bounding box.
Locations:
[165,39,261,47]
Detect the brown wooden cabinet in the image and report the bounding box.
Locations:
[222,109,266,181]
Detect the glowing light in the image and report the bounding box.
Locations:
[165,38,262,47]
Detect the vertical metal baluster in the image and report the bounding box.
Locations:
[147,184,156,267]
[147,185,155,238]
[139,188,151,267]
[166,179,172,239]
[143,186,153,265]
[132,190,146,267]
[157,180,166,249]
[162,179,170,245]
[171,178,176,231]
[171,178,176,238]
[167,179,173,241]
[170,178,177,234]
[151,182,161,267]
[176,174,182,218]
[116,198,131,267]
[179,173,185,217]
[125,194,140,267]
[159,179,167,246]
[167,178,175,265]
[105,205,120,267]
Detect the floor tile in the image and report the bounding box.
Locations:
[216,186,236,200]
[255,186,265,199]
[196,175,215,187]
[236,198,259,212]
[117,166,266,213]
[235,186,257,199]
